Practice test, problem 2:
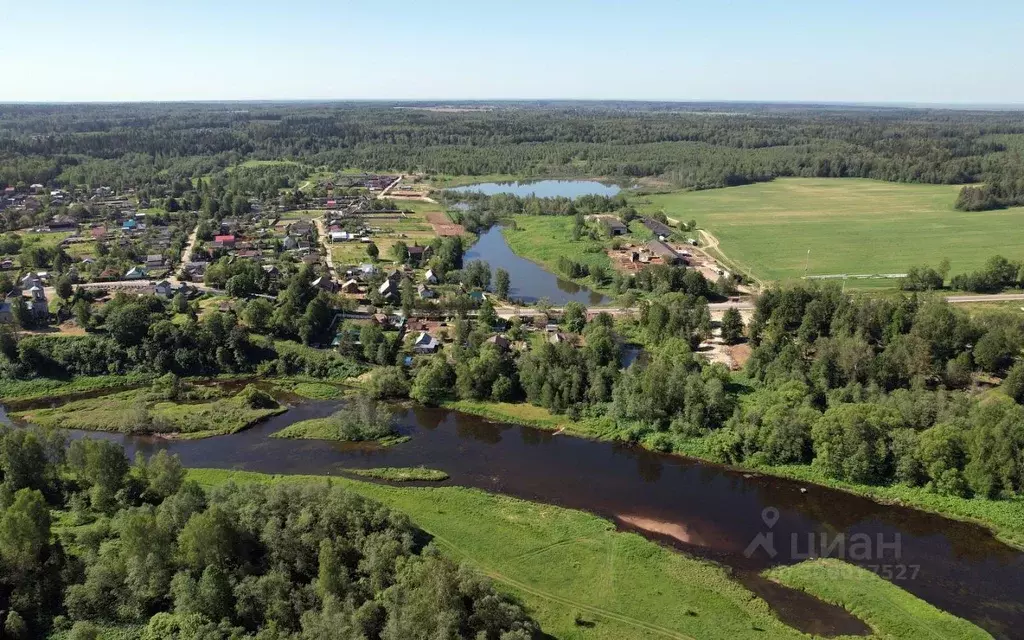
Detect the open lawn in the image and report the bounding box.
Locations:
[765,559,991,640]
[636,178,1024,287]
[15,387,285,439]
[189,469,988,640]
[502,216,614,290]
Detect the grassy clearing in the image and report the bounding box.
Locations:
[765,559,991,640]
[14,388,285,439]
[187,468,809,640]
[635,178,1024,286]
[0,374,152,403]
[270,417,409,446]
[345,466,449,481]
[502,217,614,290]
[441,399,574,430]
[269,378,349,400]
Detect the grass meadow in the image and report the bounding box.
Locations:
[188,469,990,640]
[636,178,1024,287]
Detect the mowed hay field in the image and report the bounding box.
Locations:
[638,178,1024,286]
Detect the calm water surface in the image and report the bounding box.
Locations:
[465,227,609,305]
[451,179,622,199]
[4,397,1021,639]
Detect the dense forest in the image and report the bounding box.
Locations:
[2,102,1024,209]
[0,430,539,639]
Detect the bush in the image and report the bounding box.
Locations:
[239,384,278,409]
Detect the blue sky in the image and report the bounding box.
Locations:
[1,0,1020,103]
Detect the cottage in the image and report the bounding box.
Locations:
[423,268,438,285]
[378,279,399,301]
[485,334,511,351]
[0,259,13,270]
[48,215,77,231]
[412,331,440,354]
[417,284,435,299]
[20,273,42,289]
[90,226,107,239]
[371,313,391,328]
[145,254,165,268]
[124,266,147,280]
[341,279,361,294]
[261,264,280,278]
[155,280,174,297]
[406,244,433,265]
[122,219,137,231]
[646,239,682,265]
[312,275,338,293]
[214,235,236,248]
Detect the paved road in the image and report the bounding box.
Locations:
[944,294,1024,304]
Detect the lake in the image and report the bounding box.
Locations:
[450,179,622,199]
[6,395,1023,639]
[465,226,610,305]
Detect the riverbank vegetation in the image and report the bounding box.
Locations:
[765,559,992,640]
[344,467,449,481]
[0,430,539,639]
[271,394,407,445]
[12,378,285,438]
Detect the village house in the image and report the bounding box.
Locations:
[423,268,438,284]
[341,278,361,294]
[124,266,148,280]
[417,284,436,299]
[155,280,174,297]
[214,234,236,249]
[312,275,338,293]
[378,278,399,301]
[145,254,166,269]
[412,331,440,354]
[485,334,511,351]
[406,244,433,266]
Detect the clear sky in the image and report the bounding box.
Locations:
[2,0,1020,104]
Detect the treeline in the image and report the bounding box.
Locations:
[0,429,539,638]
[3,103,1023,199]
[0,285,360,381]
[902,255,1024,293]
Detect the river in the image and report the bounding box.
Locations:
[5,398,1022,638]
[464,226,609,305]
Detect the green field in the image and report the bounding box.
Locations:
[189,469,988,640]
[636,178,1024,286]
[502,217,614,291]
[766,559,991,639]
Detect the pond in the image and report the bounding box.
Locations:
[8,396,1023,639]
[464,226,610,305]
[450,179,622,199]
